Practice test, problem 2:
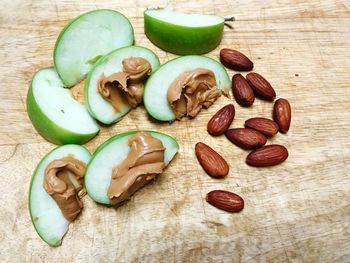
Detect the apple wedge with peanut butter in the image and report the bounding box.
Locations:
[85,46,160,124]
[29,145,92,246]
[85,131,179,205]
[144,55,231,121]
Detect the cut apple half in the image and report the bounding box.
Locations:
[54,9,134,87]
[85,46,160,124]
[143,55,231,121]
[85,131,179,205]
[29,145,91,246]
[144,8,224,55]
[27,67,99,145]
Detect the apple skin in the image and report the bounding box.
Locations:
[144,11,224,55]
[27,81,99,145]
[85,130,179,205]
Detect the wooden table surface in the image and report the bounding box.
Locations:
[0,0,349,262]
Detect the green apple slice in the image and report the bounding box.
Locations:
[29,145,91,247]
[27,67,99,145]
[143,55,231,121]
[54,9,134,87]
[85,131,179,205]
[144,8,224,55]
[85,46,160,124]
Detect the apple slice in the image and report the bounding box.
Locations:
[54,9,134,87]
[27,67,99,145]
[29,145,91,246]
[85,131,179,205]
[143,55,231,121]
[85,46,160,124]
[144,8,224,55]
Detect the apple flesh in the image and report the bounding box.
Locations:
[29,145,91,246]
[27,67,99,145]
[85,131,179,205]
[143,55,231,121]
[85,46,160,125]
[144,8,224,55]
[54,9,134,87]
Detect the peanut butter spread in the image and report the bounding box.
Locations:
[98,57,151,110]
[167,68,221,120]
[107,132,165,205]
[43,156,87,222]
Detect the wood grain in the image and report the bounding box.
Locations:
[0,0,349,262]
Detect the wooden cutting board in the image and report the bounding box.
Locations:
[0,0,349,262]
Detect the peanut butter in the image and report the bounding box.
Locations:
[98,57,151,110]
[43,156,86,222]
[107,132,165,205]
[167,68,221,120]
